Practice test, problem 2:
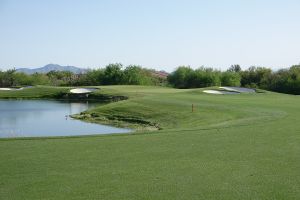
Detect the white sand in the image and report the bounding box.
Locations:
[219,87,255,93]
[0,88,14,91]
[70,88,96,94]
[203,90,224,94]
[203,90,239,95]
[203,87,256,95]
[0,87,23,91]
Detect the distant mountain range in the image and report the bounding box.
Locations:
[16,64,86,74]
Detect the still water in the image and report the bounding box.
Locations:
[0,100,130,138]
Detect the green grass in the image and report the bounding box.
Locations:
[0,86,70,98]
[1,85,300,199]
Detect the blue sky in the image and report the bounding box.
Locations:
[0,0,300,71]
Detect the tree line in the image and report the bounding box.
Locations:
[167,64,300,95]
[0,64,167,87]
[1,63,300,95]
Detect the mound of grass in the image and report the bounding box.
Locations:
[0,86,70,99]
[75,86,285,131]
[0,86,127,101]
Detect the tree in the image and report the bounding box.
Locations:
[189,67,221,88]
[221,72,241,86]
[167,66,193,88]
[103,63,124,85]
[0,69,16,87]
[268,66,300,94]
[168,66,221,88]
[76,69,105,86]
[46,70,75,86]
[13,72,33,86]
[31,73,50,85]
[227,64,241,73]
[240,67,271,88]
[123,65,153,85]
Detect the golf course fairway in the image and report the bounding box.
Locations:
[0,86,299,199]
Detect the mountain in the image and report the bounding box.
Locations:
[16,64,86,74]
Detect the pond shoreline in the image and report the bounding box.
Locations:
[0,87,157,137]
[0,99,132,138]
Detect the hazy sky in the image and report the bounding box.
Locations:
[0,0,300,71]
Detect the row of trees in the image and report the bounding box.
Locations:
[167,65,300,95]
[0,69,78,87]
[0,64,166,87]
[74,64,165,86]
[1,63,300,95]
[167,66,241,88]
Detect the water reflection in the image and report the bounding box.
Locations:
[0,100,130,138]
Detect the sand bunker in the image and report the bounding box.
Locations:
[203,90,239,95]
[219,87,255,93]
[0,88,13,91]
[0,87,24,91]
[203,86,256,95]
[69,88,98,94]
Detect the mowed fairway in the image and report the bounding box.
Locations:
[1,86,300,199]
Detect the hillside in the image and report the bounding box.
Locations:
[16,64,86,74]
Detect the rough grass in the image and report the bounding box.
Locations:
[0,85,300,199]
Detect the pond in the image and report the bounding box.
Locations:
[0,100,131,138]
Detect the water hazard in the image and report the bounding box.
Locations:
[0,100,130,138]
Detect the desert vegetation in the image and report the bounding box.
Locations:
[1,64,300,94]
[168,64,300,94]
[0,63,167,88]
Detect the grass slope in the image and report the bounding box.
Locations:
[0,86,300,199]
